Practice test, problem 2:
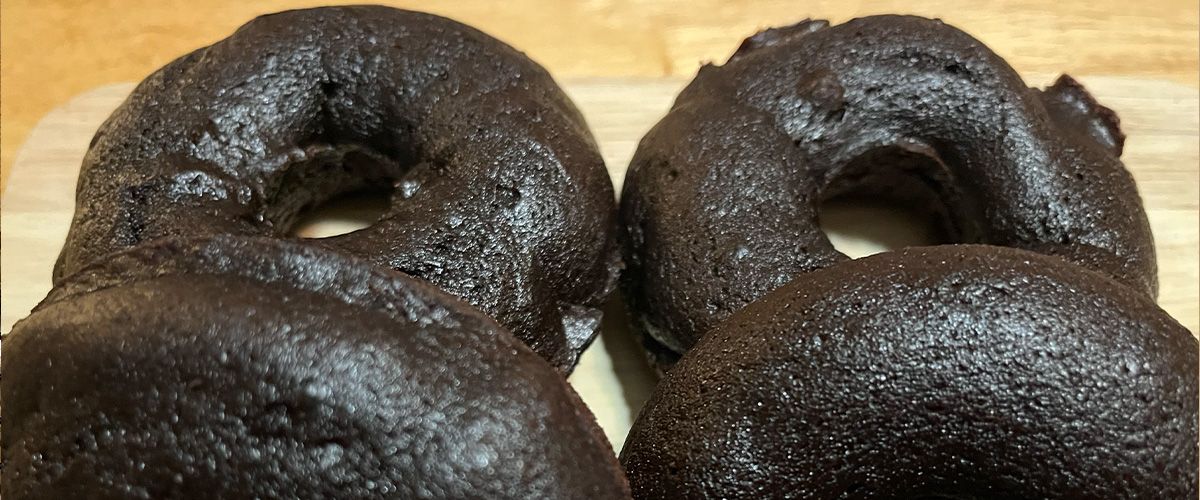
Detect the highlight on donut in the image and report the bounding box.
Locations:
[2,5,1194,499]
[620,246,1197,498]
[2,6,629,498]
[3,236,631,499]
[616,14,1193,499]
[619,15,1157,371]
[54,5,620,373]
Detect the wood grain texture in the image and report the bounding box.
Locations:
[1,78,1195,448]
[2,0,1197,189]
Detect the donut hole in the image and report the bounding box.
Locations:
[272,145,405,239]
[819,198,941,257]
[818,144,979,257]
[290,188,393,238]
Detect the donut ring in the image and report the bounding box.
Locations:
[5,236,630,499]
[55,6,619,371]
[620,246,1197,499]
[620,16,1155,368]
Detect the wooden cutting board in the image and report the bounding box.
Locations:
[2,77,1197,450]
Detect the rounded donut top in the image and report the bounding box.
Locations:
[5,235,630,499]
[620,245,1196,499]
[620,15,1155,366]
[55,6,620,372]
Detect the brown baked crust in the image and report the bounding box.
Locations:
[619,16,1155,370]
[621,245,1196,499]
[54,6,620,372]
[5,235,630,499]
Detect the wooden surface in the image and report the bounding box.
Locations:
[2,0,1197,191]
[1,77,1196,448]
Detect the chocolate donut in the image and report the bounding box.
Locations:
[620,246,1197,499]
[4,236,630,499]
[620,16,1155,369]
[55,6,619,371]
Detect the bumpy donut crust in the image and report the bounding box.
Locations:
[620,245,1197,499]
[620,16,1155,368]
[4,235,630,499]
[55,6,620,372]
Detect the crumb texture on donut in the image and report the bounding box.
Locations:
[620,245,1197,499]
[55,6,620,372]
[4,236,630,499]
[619,15,1156,370]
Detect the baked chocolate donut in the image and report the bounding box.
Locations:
[620,245,1197,499]
[55,6,619,372]
[4,235,630,499]
[620,16,1155,369]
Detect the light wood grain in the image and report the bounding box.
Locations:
[3,0,1198,191]
[1,77,1196,450]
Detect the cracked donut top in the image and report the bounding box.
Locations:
[619,15,1155,369]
